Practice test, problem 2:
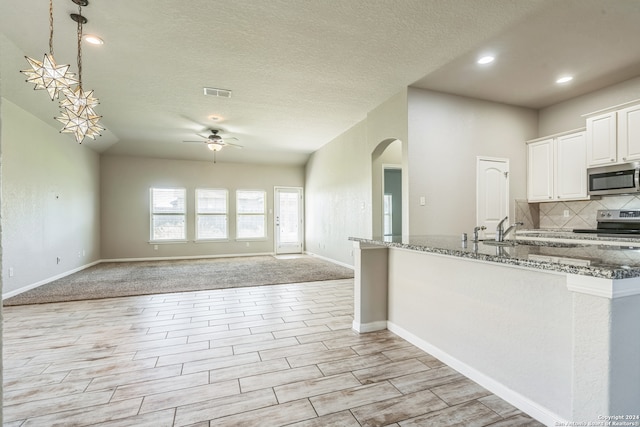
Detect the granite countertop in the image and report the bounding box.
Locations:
[515,229,640,245]
[349,234,640,280]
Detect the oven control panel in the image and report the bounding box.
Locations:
[597,209,640,222]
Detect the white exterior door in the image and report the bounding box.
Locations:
[477,157,509,239]
[274,187,303,254]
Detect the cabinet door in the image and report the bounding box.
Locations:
[556,132,587,200]
[618,104,640,162]
[586,112,617,166]
[527,139,554,202]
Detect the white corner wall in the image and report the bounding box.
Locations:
[407,88,538,235]
[1,99,101,296]
[100,155,304,260]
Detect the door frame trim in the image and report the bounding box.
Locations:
[476,156,510,235]
[382,164,402,237]
[273,186,304,254]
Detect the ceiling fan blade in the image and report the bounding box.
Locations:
[182,140,206,143]
[223,141,243,148]
[220,135,239,141]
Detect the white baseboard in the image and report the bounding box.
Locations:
[352,320,387,333]
[3,260,102,300]
[103,252,274,263]
[386,321,566,427]
[304,251,354,270]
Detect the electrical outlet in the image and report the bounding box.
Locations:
[56,257,61,264]
[563,209,570,218]
[9,267,14,277]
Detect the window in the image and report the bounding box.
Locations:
[236,190,266,239]
[196,189,228,240]
[150,188,186,241]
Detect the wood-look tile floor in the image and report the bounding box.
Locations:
[3,279,544,426]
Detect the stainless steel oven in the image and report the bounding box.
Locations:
[587,162,640,196]
[573,209,640,236]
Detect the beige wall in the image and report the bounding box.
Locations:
[407,88,538,235]
[305,121,370,266]
[387,249,573,421]
[100,155,304,260]
[1,99,101,297]
[305,90,408,266]
[539,75,640,136]
[305,88,538,265]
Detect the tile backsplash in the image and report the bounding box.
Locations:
[516,196,640,230]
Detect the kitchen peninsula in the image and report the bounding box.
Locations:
[350,235,640,426]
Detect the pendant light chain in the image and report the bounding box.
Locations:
[76,2,83,88]
[49,0,54,55]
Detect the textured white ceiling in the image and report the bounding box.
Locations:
[2,0,639,165]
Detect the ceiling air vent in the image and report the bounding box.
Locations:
[203,87,232,98]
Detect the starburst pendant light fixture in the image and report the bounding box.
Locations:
[56,0,104,143]
[21,0,78,100]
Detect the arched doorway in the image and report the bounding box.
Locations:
[371,139,404,239]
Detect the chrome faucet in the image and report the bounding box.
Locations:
[472,225,486,242]
[495,216,523,241]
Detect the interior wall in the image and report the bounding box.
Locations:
[0,90,4,425]
[305,121,370,266]
[100,155,304,260]
[539,76,640,136]
[387,249,573,421]
[305,89,408,266]
[407,88,537,235]
[1,99,101,296]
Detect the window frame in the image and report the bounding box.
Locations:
[236,189,267,241]
[149,187,187,242]
[195,188,229,241]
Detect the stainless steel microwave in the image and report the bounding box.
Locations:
[588,162,640,196]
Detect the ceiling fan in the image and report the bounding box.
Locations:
[183,129,242,152]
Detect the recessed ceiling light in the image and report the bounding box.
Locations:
[477,56,495,65]
[83,34,104,45]
[556,75,574,84]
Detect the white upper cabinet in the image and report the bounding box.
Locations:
[586,102,640,166]
[586,112,617,166]
[618,103,640,162]
[527,138,554,202]
[527,131,588,202]
[556,132,587,200]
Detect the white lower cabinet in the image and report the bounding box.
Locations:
[527,131,587,202]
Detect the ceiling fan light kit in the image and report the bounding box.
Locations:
[183,129,243,162]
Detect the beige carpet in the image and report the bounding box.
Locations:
[3,255,354,306]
